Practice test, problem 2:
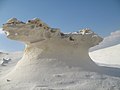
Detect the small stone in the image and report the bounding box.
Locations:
[7,79,11,82]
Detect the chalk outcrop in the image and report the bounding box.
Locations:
[2,18,103,69]
[1,18,103,83]
[2,18,120,90]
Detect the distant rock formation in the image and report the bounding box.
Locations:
[1,58,11,66]
[0,52,8,55]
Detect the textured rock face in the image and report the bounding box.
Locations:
[1,18,113,90]
[3,18,102,47]
[2,18,120,90]
[3,18,102,80]
[2,18,103,70]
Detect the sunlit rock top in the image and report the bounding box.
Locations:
[2,18,103,47]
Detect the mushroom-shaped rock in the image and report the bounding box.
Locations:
[2,18,103,82]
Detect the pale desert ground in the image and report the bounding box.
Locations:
[0,44,120,90]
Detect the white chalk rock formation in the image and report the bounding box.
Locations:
[3,18,118,90]
[2,18,103,70]
[2,18,103,72]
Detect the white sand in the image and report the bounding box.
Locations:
[0,48,120,90]
[90,44,120,65]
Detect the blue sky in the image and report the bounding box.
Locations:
[0,0,120,52]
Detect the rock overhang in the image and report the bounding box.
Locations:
[2,18,103,47]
